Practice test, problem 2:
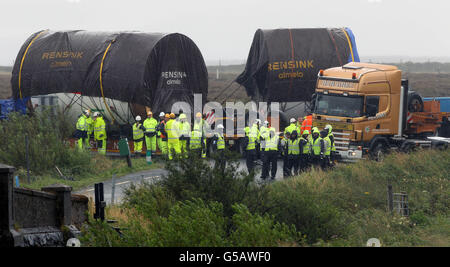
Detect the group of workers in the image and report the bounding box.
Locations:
[75,109,107,155]
[132,111,214,160]
[75,110,336,180]
[243,115,336,181]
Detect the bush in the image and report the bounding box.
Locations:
[229,204,301,247]
[0,110,91,175]
[83,198,302,247]
[263,180,345,244]
[157,150,268,218]
[152,199,227,246]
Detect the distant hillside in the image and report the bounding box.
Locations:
[1,62,449,101]
[0,71,12,99]
[0,66,12,72]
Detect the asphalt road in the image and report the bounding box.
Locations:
[75,159,287,204]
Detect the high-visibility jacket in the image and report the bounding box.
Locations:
[311,137,324,156]
[166,119,179,143]
[193,120,206,137]
[284,123,299,136]
[190,120,205,149]
[259,126,269,139]
[86,117,94,135]
[143,117,158,134]
[264,135,279,151]
[323,136,331,156]
[93,117,106,140]
[299,137,311,155]
[245,126,256,150]
[215,133,225,150]
[158,120,167,141]
[326,125,336,152]
[133,123,144,140]
[76,114,88,131]
[301,115,313,134]
[190,130,202,149]
[178,121,191,138]
[287,138,300,155]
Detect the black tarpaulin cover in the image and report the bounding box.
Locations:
[236,28,359,102]
[11,30,208,113]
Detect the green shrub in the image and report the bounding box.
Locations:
[0,110,91,176]
[229,204,301,247]
[263,181,345,244]
[123,183,176,224]
[159,150,268,218]
[153,199,227,247]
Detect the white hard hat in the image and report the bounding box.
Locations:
[264,121,269,126]
[84,109,90,116]
[136,115,142,121]
[93,112,99,117]
[290,118,296,123]
[159,112,165,117]
[217,124,224,129]
[255,119,261,124]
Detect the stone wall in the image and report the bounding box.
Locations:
[0,163,89,247]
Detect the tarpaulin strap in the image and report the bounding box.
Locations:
[18,30,48,99]
[288,29,295,95]
[342,28,355,62]
[327,29,343,66]
[99,40,116,124]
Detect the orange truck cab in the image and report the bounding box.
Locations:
[312,62,450,162]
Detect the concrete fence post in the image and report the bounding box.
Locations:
[0,164,22,247]
[387,184,394,213]
[42,184,73,226]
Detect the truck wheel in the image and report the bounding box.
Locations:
[238,139,245,158]
[407,92,424,112]
[370,143,387,162]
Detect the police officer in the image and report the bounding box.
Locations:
[192,112,207,158]
[310,127,325,168]
[284,118,300,136]
[320,129,332,170]
[85,110,94,149]
[324,124,336,166]
[190,113,204,157]
[143,111,158,155]
[212,124,225,152]
[156,112,168,156]
[75,109,90,150]
[93,112,107,155]
[166,113,181,160]
[178,113,191,158]
[244,120,259,174]
[286,130,300,176]
[133,115,145,155]
[299,130,312,172]
[260,128,280,181]
[259,120,270,163]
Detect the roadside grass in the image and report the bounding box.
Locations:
[274,149,450,246]
[16,155,163,191]
[80,149,449,247]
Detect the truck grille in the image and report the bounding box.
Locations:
[333,131,351,151]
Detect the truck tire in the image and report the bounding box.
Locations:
[370,143,388,162]
[407,91,424,113]
[238,138,245,158]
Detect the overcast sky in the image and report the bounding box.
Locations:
[1,0,449,66]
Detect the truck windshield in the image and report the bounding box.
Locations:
[314,93,364,118]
